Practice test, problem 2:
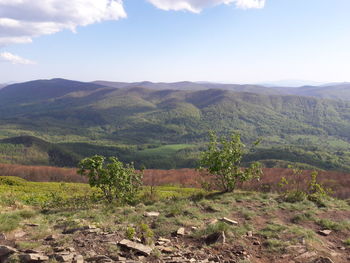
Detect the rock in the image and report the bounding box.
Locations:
[318,230,332,236]
[312,257,334,263]
[19,253,49,262]
[0,246,18,257]
[112,256,126,261]
[191,226,198,231]
[0,233,6,241]
[246,231,253,237]
[144,212,160,217]
[157,246,173,253]
[24,250,41,254]
[44,234,58,241]
[73,255,84,263]
[205,232,226,245]
[253,240,261,245]
[220,217,238,225]
[25,223,39,227]
[118,239,153,256]
[294,251,317,262]
[14,230,26,238]
[158,237,171,243]
[176,227,185,236]
[53,247,66,253]
[86,255,112,262]
[54,253,75,262]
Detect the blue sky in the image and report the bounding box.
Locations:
[1,0,350,84]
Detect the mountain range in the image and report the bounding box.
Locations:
[1,78,350,170]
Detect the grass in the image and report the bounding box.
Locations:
[0,177,349,262]
[315,218,350,231]
[0,209,37,232]
[344,238,350,247]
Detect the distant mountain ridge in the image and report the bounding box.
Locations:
[1,78,350,170]
[1,78,350,143]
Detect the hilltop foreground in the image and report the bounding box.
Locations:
[0,177,349,263]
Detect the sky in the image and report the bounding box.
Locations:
[0,0,350,84]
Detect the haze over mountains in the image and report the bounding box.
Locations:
[1,78,350,170]
[94,80,350,101]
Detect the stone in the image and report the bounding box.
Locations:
[54,253,75,262]
[294,251,317,262]
[144,212,160,217]
[176,227,185,236]
[0,233,6,241]
[0,246,18,257]
[220,217,238,225]
[86,255,112,262]
[53,247,66,253]
[14,230,26,238]
[44,234,58,241]
[191,226,198,231]
[113,256,126,261]
[73,255,84,263]
[253,240,261,245]
[247,231,253,237]
[19,253,49,262]
[318,230,332,236]
[157,246,173,253]
[24,250,41,254]
[118,239,153,256]
[205,232,226,245]
[312,257,334,263]
[25,223,39,227]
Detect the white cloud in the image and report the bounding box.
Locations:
[0,52,36,64]
[147,0,265,13]
[0,0,127,46]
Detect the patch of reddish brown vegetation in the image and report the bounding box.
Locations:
[0,163,86,183]
[143,168,350,199]
[1,163,349,199]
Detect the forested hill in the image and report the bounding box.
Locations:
[1,78,350,170]
[1,78,350,144]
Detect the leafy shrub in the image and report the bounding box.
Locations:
[278,167,332,205]
[78,155,143,204]
[193,221,230,239]
[199,131,262,192]
[125,226,136,240]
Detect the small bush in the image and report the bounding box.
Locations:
[279,168,332,205]
[125,226,136,240]
[0,176,27,186]
[78,155,143,204]
[291,212,314,224]
[263,239,287,252]
[193,221,230,239]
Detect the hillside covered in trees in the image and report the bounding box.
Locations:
[1,79,350,170]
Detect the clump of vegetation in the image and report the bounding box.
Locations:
[0,176,27,186]
[125,226,136,239]
[343,238,350,247]
[78,155,143,204]
[199,131,262,192]
[278,166,332,206]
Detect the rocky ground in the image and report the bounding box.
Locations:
[1,180,350,263]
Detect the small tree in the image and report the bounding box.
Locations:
[199,131,261,192]
[77,155,142,203]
